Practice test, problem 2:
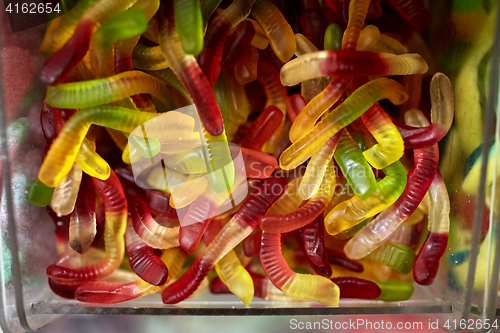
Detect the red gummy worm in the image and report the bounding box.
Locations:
[318,51,415,77]
[293,229,332,278]
[159,0,224,136]
[240,105,283,151]
[145,190,179,219]
[40,19,94,86]
[46,170,127,284]
[243,230,262,257]
[125,220,168,286]
[388,0,430,33]
[285,94,306,123]
[331,277,381,299]
[161,176,287,304]
[197,13,233,84]
[179,195,218,253]
[413,232,448,286]
[327,251,364,273]
[259,199,327,234]
[48,278,77,299]
[260,232,295,290]
[392,118,447,149]
[202,217,224,245]
[301,215,330,268]
[221,20,256,71]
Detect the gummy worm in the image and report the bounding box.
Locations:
[198,0,257,84]
[40,0,140,85]
[174,0,204,55]
[39,106,159,187]
[256,60,287,154]
[129,194,180,249]
[89,9,148,78]
[280,51,428,87]
[161,176,287,304]
[344,112,439,260]
[125,218,169,286]
[50,102,111,181]
[260,231,339,305]
[221,20,256,71]
[298,132,341,200]
[259,161,335,234]
[251,0,296,63]
[46,169,127,285]
[331,277,381,299]
[333,129,377,200]
[204,218,254,305]
[408,111,450,285]
[392,73,454,149]
[279,78,408,170]
[50,162,83,217]
[46,71,171,109]
[75,247,187,303]
[158,0,224,136]
[325,160,407,235]
[240,105,283,151]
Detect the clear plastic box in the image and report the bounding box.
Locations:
[0,1,499,332]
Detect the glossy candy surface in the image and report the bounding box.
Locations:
[35,0,456,308]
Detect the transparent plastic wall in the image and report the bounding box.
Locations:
[0,0,499,332]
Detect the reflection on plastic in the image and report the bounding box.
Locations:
[128,105,247,227]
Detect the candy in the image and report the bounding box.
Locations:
[32,0,461,309]
[46,170,127,285]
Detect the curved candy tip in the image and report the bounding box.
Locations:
[40,18,94,86]
[413,232,448,286]
[46,264,68,278]
[48,278,77,299]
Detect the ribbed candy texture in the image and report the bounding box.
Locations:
[46,170,126,285]
[279,78,408,170]
[260,162,335,233]
[125,219,168,286]
[280,51,428,87]
[251,0,296,63]
[260,232,339,305]
[325,161,407,235]
[344,111,439,260]
[161,176,287,304]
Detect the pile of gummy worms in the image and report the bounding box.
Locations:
[26,0,467,306]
